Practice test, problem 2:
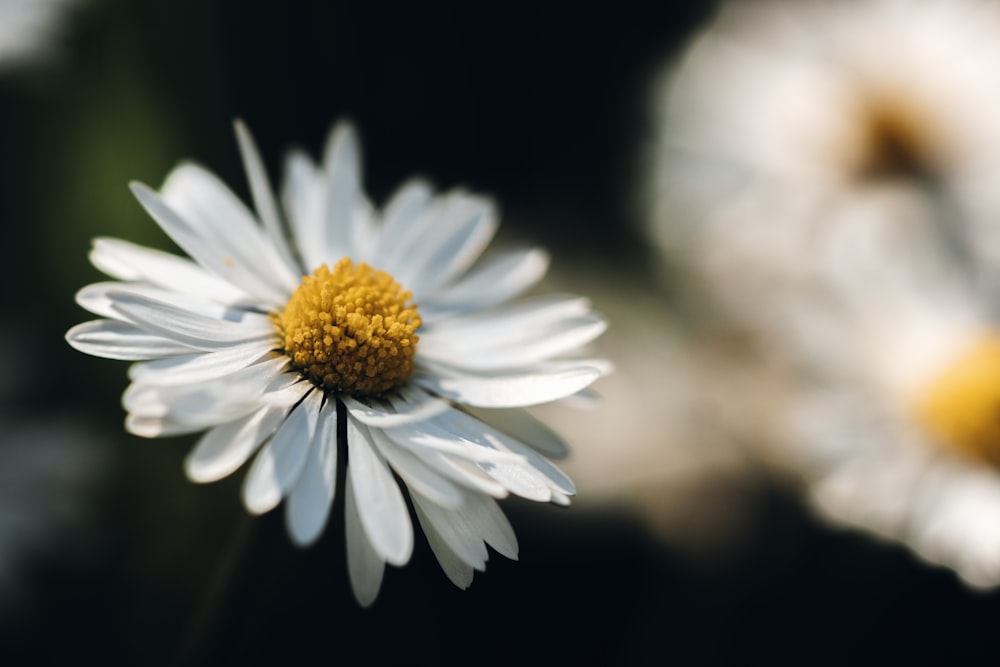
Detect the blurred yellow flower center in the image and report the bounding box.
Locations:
[915,336,1000,466]
[275,258,420,396]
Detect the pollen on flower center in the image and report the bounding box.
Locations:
[275,258,421,396]
[914,336,1000,467]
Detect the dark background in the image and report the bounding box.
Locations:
[4,0,1000,664]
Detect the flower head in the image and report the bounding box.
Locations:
[647,0,1000,588]
[648,0,1000,319]
[67,119,608,605]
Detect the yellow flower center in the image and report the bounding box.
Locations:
[914,336,1000,466]
[275,258,421,396]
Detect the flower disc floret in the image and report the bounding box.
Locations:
[915,335,1000,467]
[276,258,421,396]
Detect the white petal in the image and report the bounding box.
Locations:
[368,426,465,509]
[242,389,322,514]
[76,282,182,320]
[549,488,572,507]
[126,371,288,434]
[122,356,298,427]
[124,371,306,438]
[89,237,250,304]
[419,314,607,371]
[350,196,380,261]
[393,193,498,298]
[234,119,302,276]
[411,492,489,572]
[535,358,615,377]
[479,461,552,501]
[127,341,275,386]
[66,320,197,360]
[469,422,575,497]
[341,385,449,428]
[347,416,414,566]
[78,281,261,324]
[425,405,575,498]
[160,163,301,294]
[415,363,601,408]
[124,356,290,416]
[318,122,362,262]
[421,247,549,317]
[415,508,475,590]
[462,406,571,459]
[282,150,325,270]
[184,403,291,483]
[379,420,515,497]
[917,472,1000,588]
[285,399,339,546]
[370,179,435,267]
[345,472,385,608]
[424,294,592,337]
[135,399,259,432]
[130,181,291,306]
[125,401,281,438]
[423,195,498,282]
[108,290,274,348]
[126,414,208,437]
[463,492,518,560]
[424,455,511,498]
[381,419,528,467]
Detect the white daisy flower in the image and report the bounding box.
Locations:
[774,185,1000,589]
[647,0,1000,322]
[646,0,1000,588]
[66,119,608,605]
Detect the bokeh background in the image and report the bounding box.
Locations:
[5,0,1000,664]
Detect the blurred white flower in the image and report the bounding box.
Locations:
[647,0,1000,587]
[66,119,608,605]
[0,0,77,70]
[648,0,1000,319]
